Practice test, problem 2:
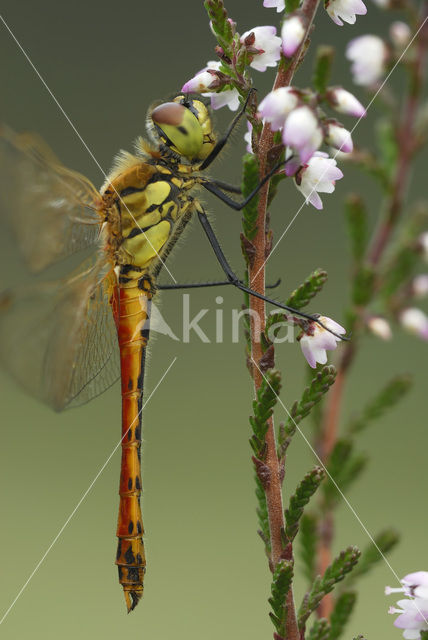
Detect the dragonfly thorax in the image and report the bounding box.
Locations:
[150,95,215,163]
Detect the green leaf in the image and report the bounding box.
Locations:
[313,46,334,95]
[377,118,398,180]
[285,467,325,542]
[286,269,328,310]
[345,194,368,264]
[298,547,361,629]
[420,632,428,640]
[285,0,301,12]
[249,369,281,459]
[346,529,399,583]
[380,243,419,300]
[278,366,336,455]
[348,375,412,434]
[329,591,357,640]
[308,618,331,640]
[204,0,234,52]
[241,153,259,241]
[255,473,271,554]
[269,560,294,637]
[322,440,368,508]
[299,513,318,582]
[351,264,375,306]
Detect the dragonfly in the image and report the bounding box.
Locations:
[0,91,340,612]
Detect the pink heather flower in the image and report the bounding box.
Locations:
[294,152,343,210]
[389,599,428,639]
[300,316,346,368]
[367,316,392,340]
[346,35,388,86]
[413,275,428,298]
[281,15,306,57]
[325,122,354,153]
[327,87,367,118]
[258,87,300,130]
[399,308,428,341]
[282,106,323,164]
[390,21,412,49]
[263,0,285,11]
[182,61,240,112]
[325,0,367,26]
[240,26,282,72]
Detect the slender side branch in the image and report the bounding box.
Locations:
[316,2,428,618]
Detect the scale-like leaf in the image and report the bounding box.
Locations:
[308,618,331,640]
[313,46,334,96]
[269,560,294,637]
[345,529,399,583]
[299,513,318,583]
[329,591,357,640]
[285,467,325,542]
[286,269,328,310]
[298,547,361,629]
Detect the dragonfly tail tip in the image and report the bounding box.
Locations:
[124,588,143,613]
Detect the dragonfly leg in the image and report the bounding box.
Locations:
[156,278,281,291]
[195,203,348,340]
[208,179,242,195]
[199,157,288,211]
[198,88,256,170]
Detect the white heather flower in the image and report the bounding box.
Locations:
[390,21,412,49]
[367,316,392,340]
[294,152,343,210]
[325,122,354,153]
[240,26,282,72]
[300,316,346,368]
[399,308,428,341]
[281,15,306,57]
[388,598,428,639]
[325,0,367,26]
[327,87,367,118]
[209,88,241,111]
[244,121,253,153]
[282,106,323,164]
[258,87,300,130]
[418,232,428,262]
[386,572,428,600]
[372,0,390,7]
[413,275,428,298]
[263,0,285,11]
[346,35,388,86]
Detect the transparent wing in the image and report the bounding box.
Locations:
[0,256,120,411]
[0,126,102,272]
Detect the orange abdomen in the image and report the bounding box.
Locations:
[112,277,152,612]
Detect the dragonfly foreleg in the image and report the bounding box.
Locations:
[198,88,256,171]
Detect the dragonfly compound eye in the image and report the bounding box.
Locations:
[151,102,203,160]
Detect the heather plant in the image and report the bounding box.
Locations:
[181,1,428,638]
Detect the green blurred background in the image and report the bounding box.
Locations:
[0,1,427,638]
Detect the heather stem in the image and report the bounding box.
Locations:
[247,2,321,638]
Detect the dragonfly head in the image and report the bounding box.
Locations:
[150,95,215,162]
